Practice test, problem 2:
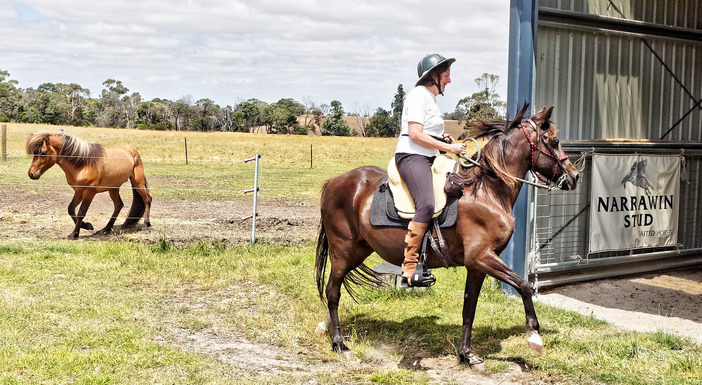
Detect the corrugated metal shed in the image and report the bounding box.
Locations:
[506,0,702,290]
[535,0,702,141]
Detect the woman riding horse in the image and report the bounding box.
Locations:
[395,53,466,286]
[316,102,580,369]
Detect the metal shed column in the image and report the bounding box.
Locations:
[503,0,536,294]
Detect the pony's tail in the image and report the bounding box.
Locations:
[315,219,330,304]
[123,186,145,228]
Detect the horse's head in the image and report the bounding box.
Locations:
[524,106,580,190]
[26,132,60,180]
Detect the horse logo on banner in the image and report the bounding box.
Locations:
[621,159,654,195]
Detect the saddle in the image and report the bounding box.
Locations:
[387,154,459,220]
[370,153,461,231]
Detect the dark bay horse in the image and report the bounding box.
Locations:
[26,131,152,239]
[315,104,580,369]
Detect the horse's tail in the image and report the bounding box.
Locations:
[123,156,148,228]
[315,177,386,306]
[315,218,330,303]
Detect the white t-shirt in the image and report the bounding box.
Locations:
[395,86,445,157]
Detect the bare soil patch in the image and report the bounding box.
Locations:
[537,268,702,344]
[0,186,318,243]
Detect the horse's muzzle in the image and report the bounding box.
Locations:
[28,171,41,180]
[559,172,580,190]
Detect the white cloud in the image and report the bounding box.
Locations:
[1,0,510,113]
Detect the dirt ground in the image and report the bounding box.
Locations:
[1,186,701,383]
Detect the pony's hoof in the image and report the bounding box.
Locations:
[315,321,328,336]
[527,331,544,356]
[339,349,355,360]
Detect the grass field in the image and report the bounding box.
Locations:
[1,124,701,384]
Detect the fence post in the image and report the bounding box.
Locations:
[251,153,261,243]
[1,124,6,161]
[310,144,313,168]
[184,137,188,165]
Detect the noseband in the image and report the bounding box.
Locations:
[521,120,569,185]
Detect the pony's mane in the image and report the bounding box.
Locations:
[464,103,531,191]
[26,131,105,168]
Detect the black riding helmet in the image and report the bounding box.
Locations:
[416,53,456,95]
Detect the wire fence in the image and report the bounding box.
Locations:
[0,150,312,243]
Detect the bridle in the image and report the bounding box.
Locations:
[454,119,574,191]
[521,120,569,186]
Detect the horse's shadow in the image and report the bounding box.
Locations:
[87,224,149,238]
[347,313,551,370]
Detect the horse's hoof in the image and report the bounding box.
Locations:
[527,331,544,356]
[82,222,94,230]
[315,321,328,336]
[66,233,79,239]
[470,361,487,372]
[461,352,485,370]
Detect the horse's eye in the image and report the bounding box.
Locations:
[552,139,559,147]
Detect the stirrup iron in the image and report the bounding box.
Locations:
[403,263,436,287]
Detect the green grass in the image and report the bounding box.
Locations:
[0,239,700,384]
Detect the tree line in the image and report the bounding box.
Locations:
[0,69,505,136]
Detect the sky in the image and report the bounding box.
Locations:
[1,0,510,114]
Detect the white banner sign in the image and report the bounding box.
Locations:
[589,154,680,253]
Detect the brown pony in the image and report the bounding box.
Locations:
[26,131,152,239]
[315,104,580,369]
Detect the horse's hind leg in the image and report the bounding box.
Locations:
[98,189,123,234]
[325,238,373,356]
[132,168,152,228]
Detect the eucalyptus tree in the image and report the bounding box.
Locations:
[391,84,405,135]
[0,69,21,122]
[453,73,506,122]
[321,100,350,136]
[365,107,395,137]
[98,79,129,127]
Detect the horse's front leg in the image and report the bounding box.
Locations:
[68,190,96,239]
[97,189,123,234]
[459,269,487,371]
[477,252,543,355]
[67,191,93,232]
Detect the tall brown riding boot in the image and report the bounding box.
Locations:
[401,221,434,286]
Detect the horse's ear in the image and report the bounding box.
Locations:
[532,106,554,129]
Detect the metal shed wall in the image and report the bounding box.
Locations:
[507,0,702,289]
[535,0,702,141]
